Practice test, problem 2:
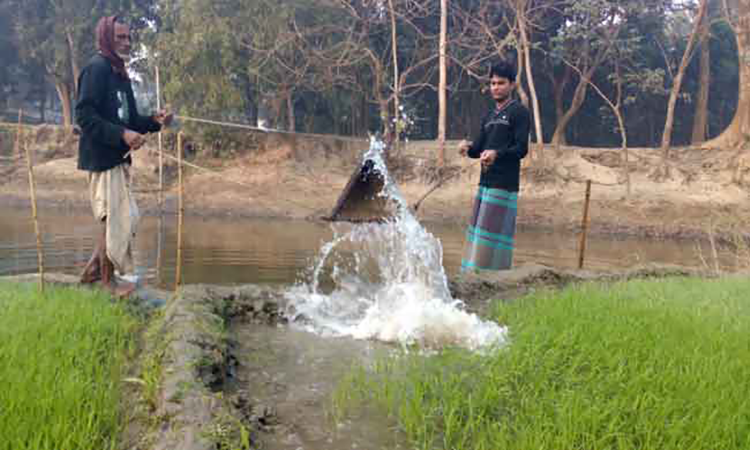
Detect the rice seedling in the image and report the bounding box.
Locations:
[0,282,136,450]
[335,277,750,450]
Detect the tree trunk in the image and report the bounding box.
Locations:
[518,0,544,157]
[551,66,571,145]
[615,109,631,195]
[387,0,400,144]
[691,18,711,144]
[438,0,448,168]
[286,91,295,132]
[379,97,391,145]
[66,29,80,98]
[515,43,530,108]
[362,93,370,136]
[551,75,589,147]
[54,81,72,128]
[661,0,708,156]
[709,0,750,148]
[39,90,46,123]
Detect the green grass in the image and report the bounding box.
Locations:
[0,282,136,450]
[335,277,750,450]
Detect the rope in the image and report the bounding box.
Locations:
[158,150,257,190]
[152,150,320,212]
[119,114,367,215]
[174,115,363,142]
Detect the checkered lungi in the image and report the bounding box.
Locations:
[461,186,517,272]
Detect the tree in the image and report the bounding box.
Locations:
[709,0,750,147]
[561,43,646,195]
[310,1,439,139]
[155,0,246,123]
[660,0,708,161]
[8,0,146,127]
[548,0,630,147]
[512,0,544,157]
[691,2,715,144]
[0,3,21,112]
[438,0,448,167]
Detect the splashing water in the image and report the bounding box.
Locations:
[285,137,507,351]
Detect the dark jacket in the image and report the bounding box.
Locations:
[467,99,530,192]
[75,54,160,172]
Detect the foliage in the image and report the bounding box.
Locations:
[0,0,742,148]
[155,0,246,123]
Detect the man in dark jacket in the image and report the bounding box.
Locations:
[77,15,171,295]
[458,61,530,271]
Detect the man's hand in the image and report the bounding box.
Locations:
[458,139,472,157]
[480,149,497,169]
[153,109,174,127]
[123,129,145,151]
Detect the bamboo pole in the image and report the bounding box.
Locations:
[13,109,23,161]
[156,214,163,287]
[174,131,184,291]
[24,137,45,292]
[156,65,164,210]
[577,180,592,270]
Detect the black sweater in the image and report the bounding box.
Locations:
[75,54,160,172]
[467,100,530,192]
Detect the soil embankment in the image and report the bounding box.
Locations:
[1,123,749,241]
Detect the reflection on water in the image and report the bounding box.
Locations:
[0,208,724,290]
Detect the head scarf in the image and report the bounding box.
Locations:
[96,15,129,80]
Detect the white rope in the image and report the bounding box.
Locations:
[154,150,320,211]
[158,150,256,190]
[174,115,363,142]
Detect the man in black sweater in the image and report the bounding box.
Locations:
[458,62,530,271]
[77,15,171,295]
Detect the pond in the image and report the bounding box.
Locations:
[0,209,713,289]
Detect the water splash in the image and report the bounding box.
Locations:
[285,137,507,351]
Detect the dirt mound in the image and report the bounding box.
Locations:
[449,262,710,312]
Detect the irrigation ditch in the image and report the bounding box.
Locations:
[136,262,711,450]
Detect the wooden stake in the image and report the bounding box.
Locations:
[13,109,23,161]
[174,131,184,291]
[156,214,163,287]
[24,138,45,292]
[156,65,164,210]
[577,180,592,270]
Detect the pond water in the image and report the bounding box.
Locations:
[0,209,714,289]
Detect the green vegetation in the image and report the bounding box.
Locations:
[335,277,750,450]
[1,1,745,148]
[0,282,136,450]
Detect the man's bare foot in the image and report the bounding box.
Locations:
[80,267,102,284]
[79,258,101,284]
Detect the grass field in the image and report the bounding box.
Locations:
[335,277,750,450]
[0,282,136,450]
